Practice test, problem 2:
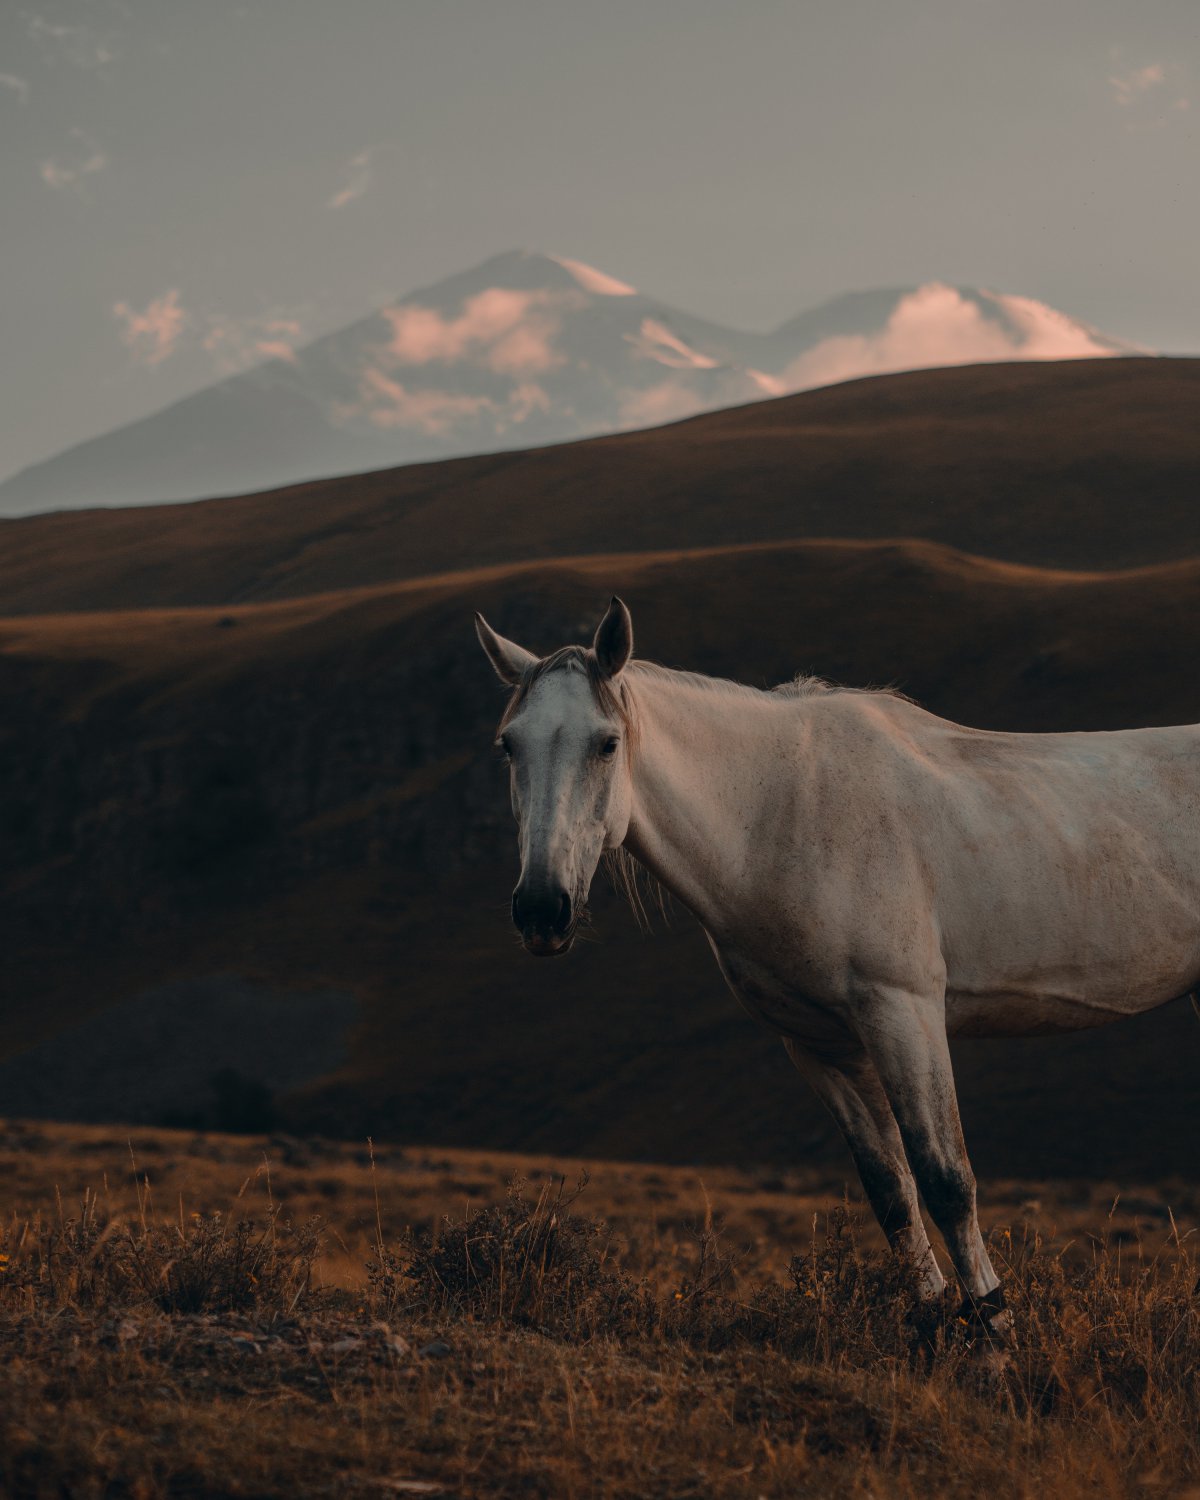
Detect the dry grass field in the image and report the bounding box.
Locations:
[1,1120,1196,1498]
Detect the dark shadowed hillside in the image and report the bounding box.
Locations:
[3,527,1199,1179]
[0,358,1197,618]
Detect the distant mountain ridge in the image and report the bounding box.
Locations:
[0,250,1139,516]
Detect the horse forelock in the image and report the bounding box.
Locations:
[498,644,636,739]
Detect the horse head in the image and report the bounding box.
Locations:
[475,597,635,956]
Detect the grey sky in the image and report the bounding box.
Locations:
[2,0,1196,482]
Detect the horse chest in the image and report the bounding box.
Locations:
[707,939,853,1046]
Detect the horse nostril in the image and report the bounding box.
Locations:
[512,883,572,938]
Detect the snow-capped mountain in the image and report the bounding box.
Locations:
[0,251,1139,516]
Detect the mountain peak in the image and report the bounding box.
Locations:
[401,248,639,305]
[0,259,1141,516]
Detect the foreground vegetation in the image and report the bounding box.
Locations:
[0,1122,1195,1497]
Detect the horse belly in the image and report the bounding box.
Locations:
[943,986,1188,1038]
[937,792,1200,1037]
[942,914,1200,1037]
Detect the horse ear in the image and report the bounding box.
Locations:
[475,613,537,685]
[593,595,633,679]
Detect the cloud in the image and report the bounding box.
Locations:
[1109,62,1165,106]
[327,148,373,210]
[27,15,116,68]
[252,340,299,365]
[200,312,306,372]
[39,129,108,192]
[616,367,769,430]
[489,319,563,375]
[381,287,572,374]
[626,317,719,370]
[617,380,710,429]
[356,367,495,434]
[113,289,187,366]
[507,382,552,423]
[0,72,30,105]
[113,293,307,374]
[747,368,787,396]
[344,368,553,437]
[986,292,1122,357]
[775,283,1115,393]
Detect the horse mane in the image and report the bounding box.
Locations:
[498,648,890,732]
[626,660,901,701]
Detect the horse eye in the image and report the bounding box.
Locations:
[599,736,620,760]
[497,735,513,762]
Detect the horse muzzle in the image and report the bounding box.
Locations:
[512,882,576,958]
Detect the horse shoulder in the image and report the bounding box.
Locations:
[743,696,947,1000]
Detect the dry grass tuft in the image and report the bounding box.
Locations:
[370,1173,651,1336]
[1,1187,321,1317]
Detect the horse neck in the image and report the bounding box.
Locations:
[621,670,794,932]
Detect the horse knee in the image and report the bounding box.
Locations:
[856,1150,916,1237]
[913,1150,976,1232]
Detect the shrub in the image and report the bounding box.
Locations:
[1,1190,321,1316]
[369,1174,650,1336]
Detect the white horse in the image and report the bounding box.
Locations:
[475,596,1199,1336]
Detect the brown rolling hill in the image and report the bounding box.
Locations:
[0,357,1198,617]
[3,524,1199,1180]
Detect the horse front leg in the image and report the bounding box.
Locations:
[783,1037,945,1301]
[851,987,1010,1341]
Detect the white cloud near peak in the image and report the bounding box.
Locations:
[356,368,495,434]
[627,318,719,370]
[617,379,712,429]
[200,312,307,373]
[252,341,299,365]
[381,288,574,374]
[347,366,558,436]
[775,283,1114,393]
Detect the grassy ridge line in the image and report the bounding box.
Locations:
[4,531,1200,748]
[4,531,1200,676]
[1,357,1198,616]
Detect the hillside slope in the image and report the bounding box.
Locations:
[0,357,1196,615]
[2,536,1199,1178]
